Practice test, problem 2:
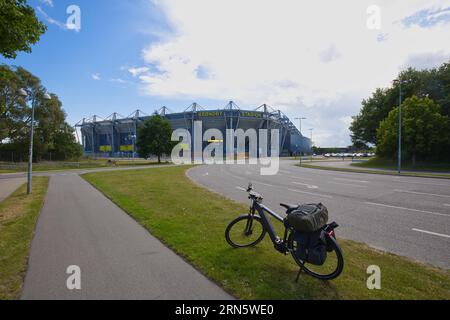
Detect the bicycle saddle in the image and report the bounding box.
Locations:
[280,203,298,214]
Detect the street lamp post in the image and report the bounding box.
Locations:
[18,89,51,194]
[294,117,306,164]
[393,79,403,174]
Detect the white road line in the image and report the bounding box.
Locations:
[333,177,370,184]
[412,228,450,239]
[445,204,450,207]
[287,176,313,181]
[392,180,450,187]
[229,173,245,181]
[236,186,246,191]
[257,182,276,188]
[394,189,450,198]
[328,181,368,188]
[365,202,449,217]
[292,182,319,189]
[288,188,333,199]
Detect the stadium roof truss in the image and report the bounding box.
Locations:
[75,102,310,156]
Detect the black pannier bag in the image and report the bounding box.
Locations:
[294,230,327,266]
[287,203,329,233]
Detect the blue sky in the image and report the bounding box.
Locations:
[1,0,218,125]
[1,0,449,146]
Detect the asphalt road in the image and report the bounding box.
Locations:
[21,171,232,300]
[188,160,450,269]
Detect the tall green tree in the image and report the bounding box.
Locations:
[0,0,47,59]
[0,65,82,161]
[136,115,174,163]
[376,96,449,165]
[350,63,450,147]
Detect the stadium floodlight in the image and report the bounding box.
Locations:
[392,78,403,174]
[294,117,306,135]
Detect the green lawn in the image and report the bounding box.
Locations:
[83,166,450,299]
[298,163,450,179]
[0,159,169,174]
[0,177,49,299]
[352,158,450,172]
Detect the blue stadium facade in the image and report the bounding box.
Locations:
[76,102,312,158]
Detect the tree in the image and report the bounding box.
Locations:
[136,115,174,163]
[50,123,83,160]
[0,0,47,59]
[350,62,450,147]
[0,65,82,161]
[376,96,449,165]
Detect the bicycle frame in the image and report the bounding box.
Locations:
[250,200,290,254]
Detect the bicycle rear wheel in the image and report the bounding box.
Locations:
[288,231,344,280]
[225,215,266,248]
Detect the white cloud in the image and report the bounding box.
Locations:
[137,0,450,146]
[91,73,101,81]
[36,6,68,30]
[110,78,127,84]
[39,0,53,7]
[128,67,150,77]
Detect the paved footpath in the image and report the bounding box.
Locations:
[22,172,232,300]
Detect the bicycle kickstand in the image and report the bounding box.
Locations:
[295,268,302,282]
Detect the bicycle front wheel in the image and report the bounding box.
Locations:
[288,231,344,280]
[225,215,266,248]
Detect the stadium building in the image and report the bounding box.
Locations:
[76,102,312,158]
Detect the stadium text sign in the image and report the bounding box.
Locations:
[171,121,279,175]
[197,111,263,118]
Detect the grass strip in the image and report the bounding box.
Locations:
[351,158,450,172]
[297,163,450,179]
[0,160,169,174]
[0,177,49,299]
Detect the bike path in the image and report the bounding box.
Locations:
[22,173,233,300]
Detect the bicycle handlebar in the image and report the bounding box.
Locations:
[246,183,263,201]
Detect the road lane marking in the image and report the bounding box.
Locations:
[445,204,450,207]
[292,182,318,189]
[328,181,368,188]
[333,178,370,183]
[365,202,449,217]
[287,176,313,181]
[392,180,450,187]
[288,188,333,199]
[394,189,450,198]
[236,186,246,191]
[257,182,276,188]
[412,228,450,239]
[229,173,245,181]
